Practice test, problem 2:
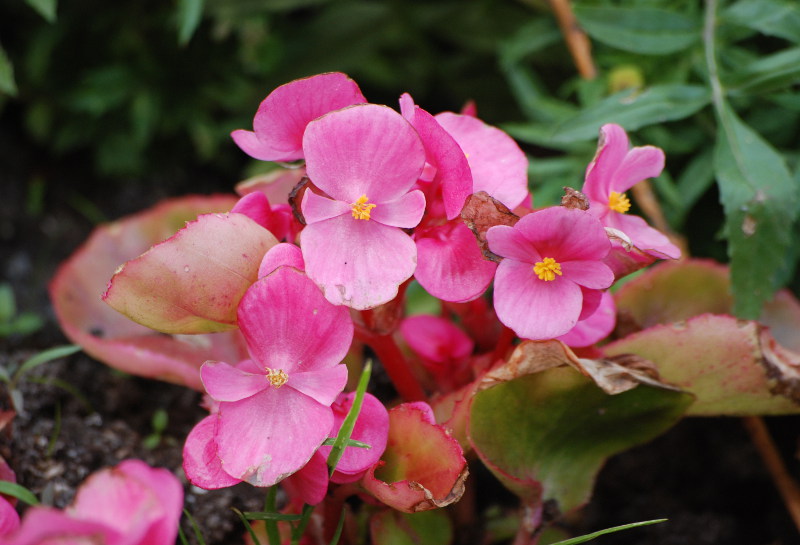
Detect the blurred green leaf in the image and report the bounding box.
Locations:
[0,481,39,506]
[371,510,453,545]
[15,345,81,382]
[550,85,710,143]
[724,0,800,43]
[25,0,58,23]
[669,148,715,227]
[177,0,206,45]
[714,103,799,318]
[573,6,701,55]
[727,47,800,95]
[0,45,17,97]
[0,285,15,323]
[551,520,667,545]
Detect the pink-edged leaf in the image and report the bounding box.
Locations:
[183,415,242,490]
[49,195,249,390]
[103,212,279,334]
[604,314,800,415]
[361,403,467,513]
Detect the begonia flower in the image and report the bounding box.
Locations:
[300,104,427,309]
[231,72,367,162]
[487,206,615,340]
[184,266,352,488]
[1,460,182,545]
[582,123,681,259]
[557,290,617,348]
[400,314,474,390]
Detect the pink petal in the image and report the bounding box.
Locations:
[370,190,426,228]
[493,259,583,340]
[558,291,616,347]
[0,498,19,536]
[235,167,306,206]
[201,361,268,402]
[231,191,272,229]
[415,221,496,302]
[258,243,305,278]
[281,452,329,505]
[289,365,348,407]
[399,95,472,220]
[301,216,417,310]
[215,387,334,486]
[611,145,665,194]
[183,415,242,489]
[606,213,681,259]
[435,112,529,210]
[560,260,615,289]
[234,72,367,162]
[69,460,182,545]
[318,392,389,479]
[512,207,611,262]
[486,224,541,264]
[301,190,352,224]
[2,508,120,545]
[303,104,425,203]
[400,315,474,364]
[578,286,604,320]
[237,267,354,373]
[583,124,630,202]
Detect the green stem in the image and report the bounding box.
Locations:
[264,487,281,545]
[703,0,724,114]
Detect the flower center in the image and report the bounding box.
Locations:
[533,257,563,282]
[266,368,289,388]
[608,191,631,213]
[351,194,377,220]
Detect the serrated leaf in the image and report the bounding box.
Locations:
[713,103,799,318]
[550,85,710,143]
[177,0,205,45]
[724,0,800,43]
[0,45,17,97]
[573,6,701,55]
[25,0,57,22]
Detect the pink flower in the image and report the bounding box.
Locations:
[556,290,617,347]
[300,104,427,309]
[231,72,366,162]
[400,314,473,390]
[183,266,352,488]
[582,124,681,259]
[2,460,182,545]
[486,207,615,340]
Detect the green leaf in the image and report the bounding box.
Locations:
[550,85,710,143]
[727,47,800,95]
[370,510,453,545]
[243,512,304,522]
[469,365,692,512]
[232,508,262,545]
[0,481,39,506]
[672,148,716,227]
[14,345,81,383]
[724,0,800,43]
[0,284,15,322]
[551,519,667,545]
[326,361,371,475]
[573,6,701,55]
[177,0,205,45]
[0,45,17,97]
[321,437,371,449]
[25,0,57,22]
[713,103,799,318]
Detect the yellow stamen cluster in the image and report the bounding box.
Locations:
[608,191,631,213]
[533,257,563,282]
[351,194,376,220]
[266,368,289,388]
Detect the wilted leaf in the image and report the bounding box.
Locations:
[604,314,800,416]
[573,6,701,55]
[370,509,453,545]
[460,191,520,262]
[103,211,278,334]
[714,102,799,319]
[724,0,800,43]
[550,86,710,143]
[362,403,468,513]
[50,195,248,390]
[469,341,692,513]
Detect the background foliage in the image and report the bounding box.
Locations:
[1,0,799,318]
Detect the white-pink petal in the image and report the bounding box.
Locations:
[201,361,269,402]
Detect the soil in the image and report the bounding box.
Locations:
[1,114,799,545]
